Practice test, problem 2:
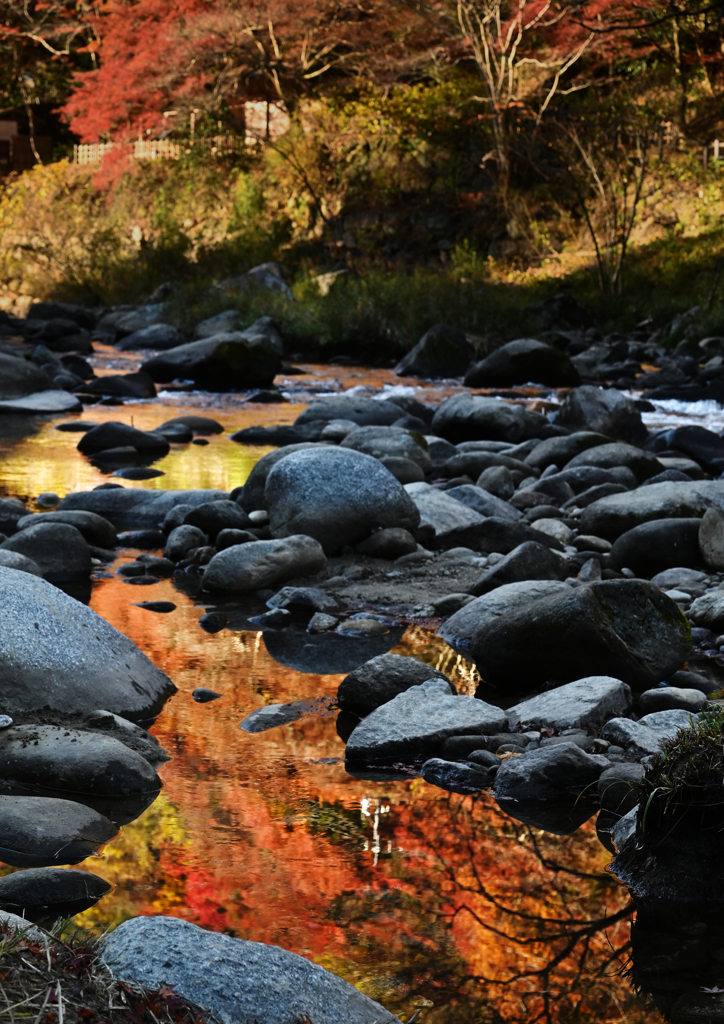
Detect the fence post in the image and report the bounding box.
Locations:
[715,139,721,160]
[704,143,709,169]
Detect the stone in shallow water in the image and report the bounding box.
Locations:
[0,867,111,921]
[421,757,493,794]
[493,742,608,803]
[506,676,632,733]
[0,795,117,867]
[203,536,327,593]
[264,624,404,674]
[337,653,453,719]
[0,390,82,414]
[101,915,397,1024]
[345,678,507,761]
[193,687,222,703]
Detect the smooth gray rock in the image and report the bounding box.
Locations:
[0,353,54,400]
[78,421,170,457]
[638,686,707,714]
[164,524,208,561]
[446,483,522,520]
[239,704,308,732]
[59,488,228,528]
[610,806,637,852]
[0,795,117,867]
[0,498,28,534]
[141,332,280,390]
[345,678,507,760]
[404,482,484,547]
[101,915,398,1024]
[471,540,567,596]
[15,510,117,549]
[421,757,492,794]
[506,676,632,732]
[524,431,611,471]
[0,867,111,921]
[238,443,323,512]
[396,323,471,378]
[264,624,404,675]
[204,535,327,593]
[267,586,340,614]
[441,579,690,693]
[567,443,663,483]
[432,392,550,444]
[0,567,175,720]
[555,386,647,444]
[579,480,724,540]
[0,390,82,414]
[477,465,514,500]
[465,337,580,388]
[341,425,432,474]
[83,710,167,766]
[194,309,241,339]
[157,415,223,435]
[183,500,251,539]
[493,742,608,801]
[688,589,724,629]
[295,395,406,428]
[116,323,186,350]
[355,527,417,558]
[0,550,43,576]
[266,448,420,553]
[1,522,91,581]
[425,435,458,470]
[639,708,700,738]
[610,518,703,577]
[0,724,162,797]
[337,653,454,718]
[699,504,724,570]
[598,764,644,815]
[601,718,669,758]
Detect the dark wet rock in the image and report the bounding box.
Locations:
[213,262,294,302]
[639,687,707,714]
[440,734,504,759]
[199,611,228,633]
[493,742,608,801]
[476,465,514,500]
[336,618,388,637]
[59,487,227,529]
[355,527,417,559]
[446,483,522,520]
[162,504,195,533]
[159,415,223,435]
[204,535,326,593]
[0,566,175,719]
[118,529,166,548]
[249,607,292,629]
[421,757,492,793]
[0,352,54,400]
[686,589,724,629]
[266,448,419,554]
[141,333,280,390]
[264,624,404,675]
[295,395,407,429]
[238,443,324,512]
[0,867,111,922]
[698,505,724,570]
[193,688,222,703]
[432,392,552,444]
[307,612,338,632]
[15,510,117,549]
[345,678,506,760]
[78,371,157,399]
[28,301,97,330]
[555,386,647,444]
[240,703,308,731]
[610,518,703,577]
[82,709,167,766]
[216,528,258,550]
[101,914,396,1024]
[1,522,91,581]
[465,338,581,388]
[395,323,472,378]
[441,579,690,693]
[403,482,484,548]
[78,421,170,457]
[0,390,82,414]
[524,431,611,471]
[506,675,632,732]
[164,525,208,561]
[566,482,627,508]
[337,653,453,718]
[579,480,724,540]
[135,600,176,613]
[183,500,252,539]
[471,540,567,596]
[230,423,322,446]
[597,763,644,815]
[114,467,165,480]
[267,586,340,614]
[341,425,431,474]
[434,592,474,615]
[0,724,162,797]
[566,443,663,483]
[0,550,43,576]
[0,795,117,868]
[136,555,176,576]
[115,323,187,350]
[0,498,26,535]
[650,424,724,472]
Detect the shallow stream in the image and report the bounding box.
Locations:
[0,358,704,1023]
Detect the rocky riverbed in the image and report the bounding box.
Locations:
[3,287,724,1022]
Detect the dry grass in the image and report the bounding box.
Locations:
[0,922,210,1024]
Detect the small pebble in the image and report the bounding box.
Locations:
[134,601,177,613]
[193,688,222,703]
[192,438,209,446]
[199,611,228,633]
[36,492,60,508]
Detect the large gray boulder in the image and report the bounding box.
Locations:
[578,480,724,539]
[0,391,82,414]
[432,392,551,444]
[441,579,690,693]
[238,443,322,512]
[337,654,454,718]
[465,338,581,388]
[58,487,228,528]
[295,395,406,428]
[1,522,91,581]
[0,353,54,400]
[204,535,327,593]
[0,725,162,798]
[102,916,398,1024]
[265,448,420,554]
[345,678,507,760]
[493,742,608,802]
[341,425,432,474]
[554,386,647,444]
[15,510,117,549]
[0,795,117,868]
[506,676,632,732]
[0,567,175,719]
[395,323,472,378]
[141,333,280,390]
[116,323,186,351]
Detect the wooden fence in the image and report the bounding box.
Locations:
[74,139,182,165]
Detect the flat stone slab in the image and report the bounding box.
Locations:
[0,390,82,414]
[345,677,507,761]
[506,676,632,732]
[602,710,700,758]
[404,482,484,541]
